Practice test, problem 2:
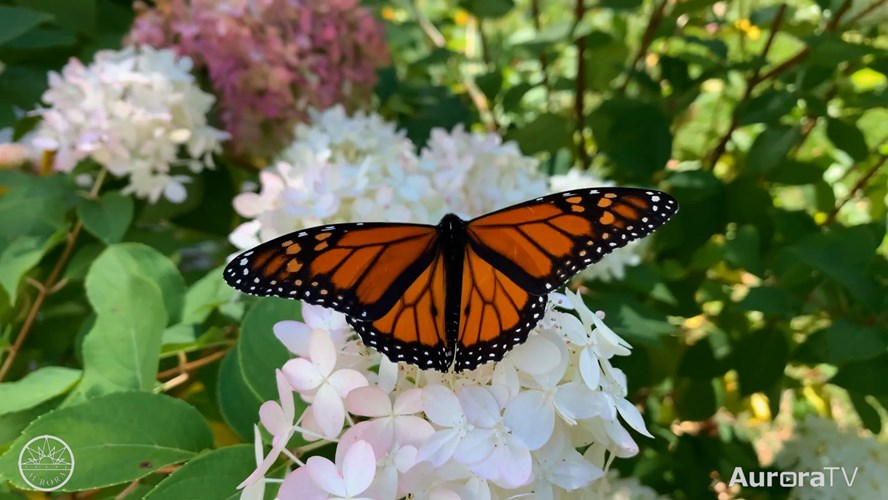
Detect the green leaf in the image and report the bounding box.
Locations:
[766,160,824,185]
[0,392,212,492]
[601,0,644,9]
[589,99,672,181]
[830,353,888,396]
[0,172,75,243]
[22,0,96,35]
[0,399,60,446]
[0,366,81,416]
[1,27,75,50]
[144,445,255,500]
[723,225,764,275]
[734,329,788,395]
[459,0,514,18]
[502,82,534,111]
[506,113,571,155]
[806,34,884,66]
[794,320,888,365]
[219,299,300,441]
[0,230,66,297]
[675,378,717,420]
[677,339,727,379]
[76,192,134,245]
[218,345,261,441]
[85,243,186,324]
[745,125,801,173]
[791,226,878,309]
[849,393,882,434]
[182,265,233,325]
[76,246,168,399]
[238,299,298,405]
[0,6,52,46]
[737,89,796,125]
[825,117,869,162]
[738,286,801,317]
[475,71,503,102]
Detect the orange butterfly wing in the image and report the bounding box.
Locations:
[224,223,439,320]
[452,188,678,370]
[349,250,451,371]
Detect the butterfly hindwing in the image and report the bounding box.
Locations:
[348,250,451,371]
[466,187,678,295]
[454,246,547,371]
[224,222,439,320]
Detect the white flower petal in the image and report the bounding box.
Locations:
[273,320,312,357]
[615,398,653,438]
[504,391,552,451]
[328,368,369,398]
[341,440,377,496]
[346,386,391,417]
[313,384,346,439]
[422,385,462,427]
[454,427,495,464]
[417,428,461,466]
[306,456,347,497]
[308,329,337,375]
[458,386,500,428]
[579,348,602,390]
[393,388,423,415]
[282,358,323,392]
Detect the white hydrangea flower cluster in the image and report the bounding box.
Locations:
[231,106,442,249]
[239,290,652,499]
[32,45,226,202]
[231,106,648,282]
[419,124,548,216]
[231,107,552,251]
[776,415,888,500]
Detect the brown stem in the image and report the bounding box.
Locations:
[478,18,491,67]
[824,153,887,226]
[707,4,787,169]
[531,0,551,108]
[157,349,229,380]
[618,0,669,95]
[0,169,107,381]
[844,0,888,26]
[574,0,590,169]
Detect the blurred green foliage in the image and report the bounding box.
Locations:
[1,0,887,498]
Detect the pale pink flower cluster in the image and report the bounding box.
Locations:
[775,415,888,499]
[419,124,549,217]
[32,46,226,202]
[127,0,389,158]
[239,290,652,499]
[229,106,442,250]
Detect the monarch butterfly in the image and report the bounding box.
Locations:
[224,188,678,372]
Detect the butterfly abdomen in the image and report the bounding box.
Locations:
[437,213,469,370]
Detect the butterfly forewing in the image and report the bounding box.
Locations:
[224,222,439,320]
[465,188,678,295]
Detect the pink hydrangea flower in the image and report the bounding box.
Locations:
[128,0,389,158]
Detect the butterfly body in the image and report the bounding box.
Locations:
[225,188,678,372]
